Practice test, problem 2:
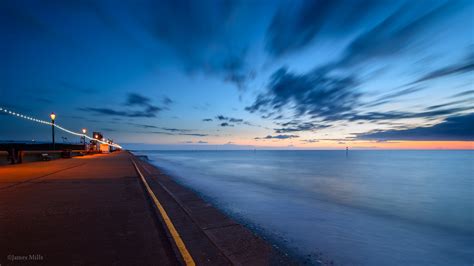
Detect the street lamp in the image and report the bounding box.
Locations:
[82,128,87,147]
[50,112,56,150]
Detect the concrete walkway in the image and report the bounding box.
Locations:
[0,152,178,265]
[0,151,291,265]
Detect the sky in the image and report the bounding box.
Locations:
[0,0,473,149]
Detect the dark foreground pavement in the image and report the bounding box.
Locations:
[0,151,291,265]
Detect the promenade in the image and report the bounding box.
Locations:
[0,151,288,265]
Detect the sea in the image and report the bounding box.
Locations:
[133,150,474,265]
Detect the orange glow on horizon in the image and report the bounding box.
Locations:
[341,141,474,150]
[236,140,474,149]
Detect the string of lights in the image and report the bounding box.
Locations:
[1,106,122,149]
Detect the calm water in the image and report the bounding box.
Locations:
[134,150,474,265]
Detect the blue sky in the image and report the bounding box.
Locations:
[1,0,473,148]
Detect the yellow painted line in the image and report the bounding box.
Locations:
[132,160,196,266]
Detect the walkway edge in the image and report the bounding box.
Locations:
[132,160,196,266]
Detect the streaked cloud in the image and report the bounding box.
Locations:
[246,67,360,122]
[2,0,473,146]
[80,93,163,118]
[255,134,300,140]
[266,0,380,57]
[408,52,474,85]
[357,113,474,141]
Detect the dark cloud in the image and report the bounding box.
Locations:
[129,123,194,134]
[275,121,330,133]
[220,122,233,127]
[246,67,360,121]
[332,1,465,68]
[147,131,208,137]
[247,63,471,133]
[79,107,158,118]
[357,113,474,141]
[81,93,163,118]
[218,54,256,90]
[145,131,176,136]
[202,118,213,122]
[224,72,252,90]
[144,105,162,113]
[384,87,424,99]
[126,93,150,106]
[183,140,208,144]
[229,118,243,123]
[451,90,474,98]
[215,115,247,125]
[253,1,470,136]
[347,107,473,122]
[132,123,159,129]
[216,115,228,121]
[266,0,380,57]
[193,103,212,111]
[161,127,191,133]
[242,121,262,128]
[364,87,424,108]
[408,52,474,85]
[184,133,208,137]
[125,93,163,114]
[255,134,300,140]
[162,96,173,105]
[425,99,473,111]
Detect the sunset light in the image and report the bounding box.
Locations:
[1,1,472,265]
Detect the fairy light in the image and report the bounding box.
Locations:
[1,107,122,149]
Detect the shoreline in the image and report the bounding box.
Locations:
[138,153,324,265]
[133,150,474,266]
[132,152,296,265]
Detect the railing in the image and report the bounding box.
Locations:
[0,106,122,149]
[0,149,102,165]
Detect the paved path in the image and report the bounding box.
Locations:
[0,152,178,265]
[0,151,291,265]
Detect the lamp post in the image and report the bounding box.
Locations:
[50,112,56,150]
[82,128,87,148]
